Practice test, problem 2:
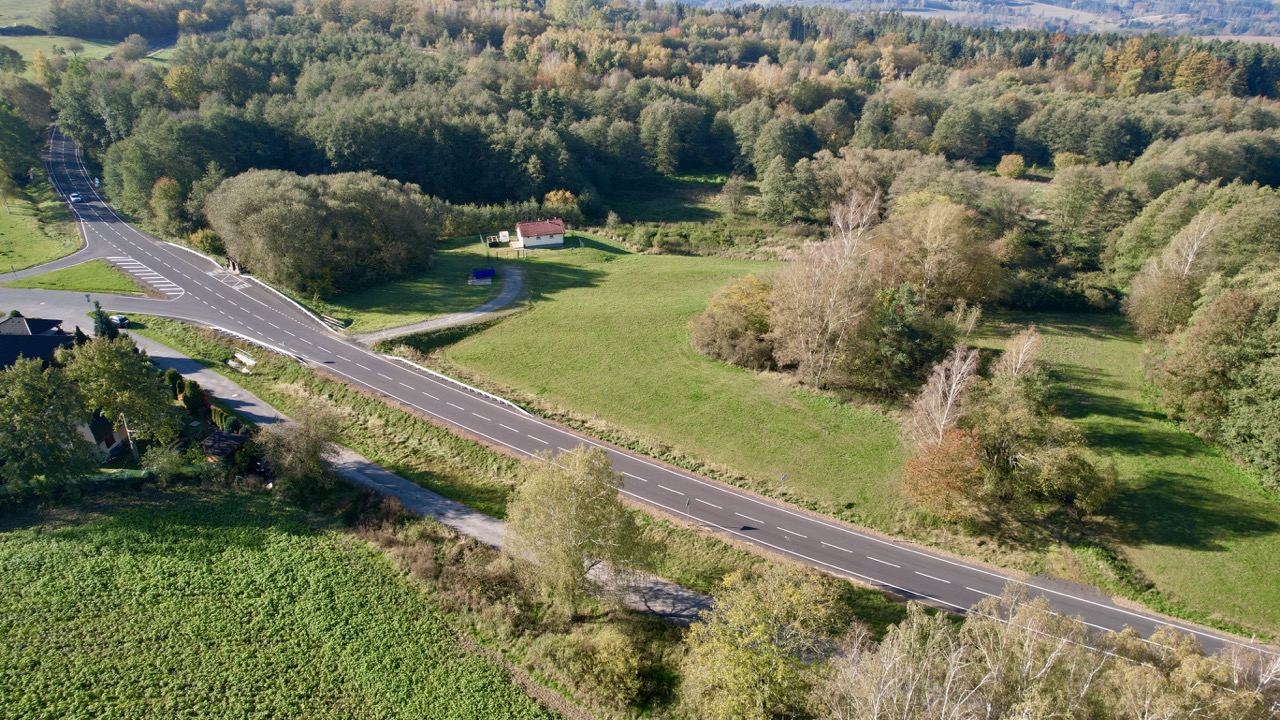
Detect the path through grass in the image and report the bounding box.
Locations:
[5,258,145,295]
[977,313,1280,636]
[445,238,910,527]
[0,486,553,719]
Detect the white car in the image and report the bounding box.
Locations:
[108,314,130,327]
[68,192,83,203]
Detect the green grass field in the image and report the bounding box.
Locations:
[4,258,145,295]
[0,0,44,26]
[443,237,910,527]
[301,238,505,334]
[0,35,113,69]
[0,486,553,719]
[0,198,79,273]
[977,313,1280,636]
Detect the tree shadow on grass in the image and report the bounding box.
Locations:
[1047,365,1196,456]
[523,257,609,302]
[1104,472,1280,551]
[607,178,722,224]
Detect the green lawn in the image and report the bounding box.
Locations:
[0,0,44,25]
[302,237,506,334]
[5,258,146,295]
[0,198,79,273]
[443,237,910,527]
[0,35,113,69]
[976,313,1280,636]
[0,486,553,719]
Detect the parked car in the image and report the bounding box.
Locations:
[108,314,129,327]
[68,192,83,203]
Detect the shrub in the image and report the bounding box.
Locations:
[690,274,774,371]
[1054,152,1088,170]
[189,229,225,258]
[996,154,1027,179]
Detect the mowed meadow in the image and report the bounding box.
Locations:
[439,240,1280,637]
[0,487,553,719]
[978,313,1280,635]
[445,237,910,528]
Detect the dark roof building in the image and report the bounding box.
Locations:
[200,431,248,461]
[0,316,63,336]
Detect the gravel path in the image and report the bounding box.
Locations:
[351,265,526,347]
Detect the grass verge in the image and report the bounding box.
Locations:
[4,258,146,295]
[432,239,910,530]
[0,485,554,719]
[0,183,79,273]
[127,315,911,637]
[129,316,520,518]
[298,237,506,334]
[975,312,1280,638]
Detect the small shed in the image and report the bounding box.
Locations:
[201,431,248,462]
[514,218,565,249]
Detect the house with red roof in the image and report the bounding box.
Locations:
[514,218,565,249]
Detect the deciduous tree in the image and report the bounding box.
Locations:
[0,358,98,488]
[65,337,179,461]
[505,445,642,618]
[682,567,843,720]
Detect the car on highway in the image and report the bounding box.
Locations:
[68,192,83,203]
[108,314,130,327]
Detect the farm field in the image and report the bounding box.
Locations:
[0,486,553,719]
[444,237,911,528]
[302,237,505,334]
[977,313,1280,636]
[5,258,145,295]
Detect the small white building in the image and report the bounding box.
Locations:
[514,218,565,249]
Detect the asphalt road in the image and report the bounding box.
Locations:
[6,129,1271,659]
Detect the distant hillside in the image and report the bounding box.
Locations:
[692,0,1280,39]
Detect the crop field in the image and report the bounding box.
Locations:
[977,312,1280,637]
[0,486,553,719]
[301,237,505,334]
[444,237,910,527]
[4,258,145,295]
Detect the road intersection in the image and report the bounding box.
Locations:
[4,128,1271,658]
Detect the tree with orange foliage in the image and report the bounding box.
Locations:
[902,428,987,523]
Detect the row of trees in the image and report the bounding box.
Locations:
[1102,177,1280,491]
